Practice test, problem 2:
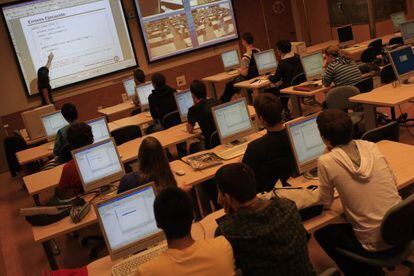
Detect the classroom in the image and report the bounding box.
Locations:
[0,0,414,275]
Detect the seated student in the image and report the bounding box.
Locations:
[268,40,304,119]
[314,109,402,275]
[322,45,362,87]
[136,187,235,276]
[220,33,260,103]
[53,103,78,162]
[117,136,177,194]
[131,68,146,115]
[215,163,316,276]
[187,80,219,150]
[242,94,295,192]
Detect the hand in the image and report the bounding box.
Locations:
[48,52,54,61]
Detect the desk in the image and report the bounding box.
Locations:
[19,129,47,146]
[234,76,271,103]
[16,141,54,166]
[97,102,135,122]
[349,83,414,130]
[202,71,240,99]
[110,112,154,134]
[306,40,338,54]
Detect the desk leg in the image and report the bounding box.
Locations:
[363,104,377,131]
[290,95,303,118]
[42,241,58,270]
[208,82,218,100]
[33,194,41,206]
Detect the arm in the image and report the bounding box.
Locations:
[45,52,54,69]
[322,64,334,87]
[53,129,63,156]
[268,64,282,83]
[238,56,249,77]
[186,107,196,133]
[317,159,335,208]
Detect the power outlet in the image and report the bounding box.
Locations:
[176,75,186,87]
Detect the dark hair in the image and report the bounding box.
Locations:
[37,66,50,91]
[277,40,292,54]
[134,68,145,84]
[61,103,78,123]
[151,73,166,90]
[317,109,353,146]
[154,187,193,240]
[139,137,177,189]
[190,80,207,99]
[67,122,93,149]
[324,45,340,58]
[241,33,254,45]
[253,93,282,126]
[215,163,257,204]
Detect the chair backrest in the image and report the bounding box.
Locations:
[360,46,376,63]
[110,125,142,146]
[326,86,360,111]
[291,73,307,86]
[354,77,374,93]
[130,108,141,116]
[368,38,383,55]
[60,144,73,163]
[162,110,181,129]
[209,131,220,149]
[361,121,399,143]
[381,193,414,246]
[388,36,404,47]
[380,64,397,84]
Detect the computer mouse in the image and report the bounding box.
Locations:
[307,185,318,191]
[175,170,186,176]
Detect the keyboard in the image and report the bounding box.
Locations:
[112,243,167,276]
[216,143,248,160]
[227,70,239,75]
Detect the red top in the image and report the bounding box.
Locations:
[57,160,83,196]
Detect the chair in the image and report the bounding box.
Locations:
[209,131,221,149]
[110,125,142,146]
[361,121,399,143]
[3,134,27,177]
[130,108,141,116]
[354,77,374,93]
[388,37,404,47]
[334,193,414,274]
[380,64,396,84]
[291,73,307,86]
[368,38,383,56]
[360,47,377,63]
[326,86,363,126]
[162,111,181,129]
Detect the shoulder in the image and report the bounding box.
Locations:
[135,252,171,276]
[120,172,140,185]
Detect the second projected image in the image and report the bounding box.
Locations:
[135,0,238,61]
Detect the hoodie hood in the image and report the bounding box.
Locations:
[329,140,374,181]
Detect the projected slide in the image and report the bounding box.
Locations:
[2,0,137,95]
[135,0,238,61]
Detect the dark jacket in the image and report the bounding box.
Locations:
[148,85,178,126]
[269,54,304,89]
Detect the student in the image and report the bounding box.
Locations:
[220,33,260,103]
[117,137,177,194]
[136,187,236,276]
[187,80,219,150]
[53,103,78,162]
[314,109,401,275]
[131,68,146,115]
[38,52,54,105]
[215,163,316,276]
[322,45,362,87]
[242,93,295,192]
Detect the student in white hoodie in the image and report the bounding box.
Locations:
[314,109,401,276]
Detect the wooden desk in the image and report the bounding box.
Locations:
[16,141,54,165]
[19,129,47,146]
[110,112,154,134]
[234,76,271,103]
[98,102,135,122]
[306,40,338,54]
[349,83,414,130]
[202,71,240,99]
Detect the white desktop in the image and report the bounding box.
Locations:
[400,20,414,45]
[123,78,136,100]
[174,90,194,122]
[388,45,414,84]
[21,104,56,140]
[337,25,355,48]
[86,117,110,143]
[136,82,154,111]
[254,49,278,75]
[40,111,69,141]
[301,52,324,82]
[221,49,240,73]
[390,12,407,32]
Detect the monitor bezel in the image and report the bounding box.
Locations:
[85,116,111,143]
[387,45,414,83]
[300,51,324,81]
[253,49,278,75]
[40,110,68,141]
[400,19,414,44]
[336,24,355,47]
[122,77,137,98]
[136,81,154,111]
[390,11,407,33]
[174,89,193,122]
[220,49,241,71]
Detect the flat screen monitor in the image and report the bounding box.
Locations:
[390,12,407,32]
[174,89,194,121]
[400,20,414,44]
[40,111,69,141]
[86,117,111,143]
[337,25,355,47]
[388,45,414,84]
[2,0,137,96]
[134,0,238,62]
[221,49,240,71]
[136,82,154,110]
[94,183,164,261]
[212,98,254,144]
[21,104,56,140]
[72,138,124,192]
[285,114,326,174]
[254,49,278,75]
[123,78,136,99]
[301,52,324,81]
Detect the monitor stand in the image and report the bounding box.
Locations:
[224,137,248,148]
[99,185,114,195]
[303,167,319,180]
[401,78,414,86]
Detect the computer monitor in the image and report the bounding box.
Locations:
[136,82,154,111]
[174,90,194,122]
[72,138,125,192]
[301,52,324,81]
[40,111,69,141]
[388,45,414,84]
[123,77,136,99]
[336,25,355,47]
[21,104,56,140]
[86,117,110,143]
[390,12,407,32]
[94,183,164,261]
[253,49,278,75]
[400,20,414,44]
[220,49,240,71]
[212,98,255,145]
[285,114,326,175]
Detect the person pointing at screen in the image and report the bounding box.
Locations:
[38,52,54,106]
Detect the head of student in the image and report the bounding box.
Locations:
[151,73,167,91]
[190,80,207,102]
[67,122,94,150]
[253,93,283,128]
[276,40,292,56]
[61,103,78,123]
[37,66,50,90]
[241,32,254,48]
[324,45,340,63]
[215,163,257,214]
[134,68,145,85]
[317,109,353,150]
[154,187,193,240]
[139,137,177,189]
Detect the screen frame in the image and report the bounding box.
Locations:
[388,45,414,83]
[300,51,324,81]
[136,81,154,110]
[336,24,355,47]
[253,49,278,76]
[220,49,241,71]
[85,116,111,144]
[40,110,67,141]
[1,0,139,98]
[390,11,406,32]
[132,0,240,64]
[400,19,414,44]
[174,89,193,122]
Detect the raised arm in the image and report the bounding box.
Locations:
[45,52,54,69]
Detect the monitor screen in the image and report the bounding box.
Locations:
[73,139,123,190]
[87,117,110,143]
[400,20,414,42]
[175,90,194,120]
[221,49,240,70]
[254,50,278,75]
[41,111,68,139]
[337,25,354,43]
[123,78,136,97]
[389,46,414,77]
[2,0,137,96]
[302,52,324,80]
[96,185,161,252]
[137,82,154,107]
[390,12,406,32]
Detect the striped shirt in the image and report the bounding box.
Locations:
[322,56,362,87]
